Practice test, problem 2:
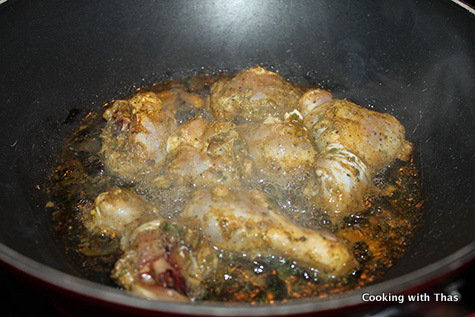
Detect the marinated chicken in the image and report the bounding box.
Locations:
[111,219,187,301]
[181,187,358,278]
[301,90,412,170]
[301,89,413,217]
[209,65,302,121]
[82,188,157,252]
[49,66,421,303]
[304,143,372,215]
[112,218,219,301]
[239,117,315,191]
[100,92,176,182]
[155,84,209,124]
[166,118,243,189]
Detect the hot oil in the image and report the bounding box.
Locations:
[46,73,422,302]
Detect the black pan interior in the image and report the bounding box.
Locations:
[0,0,473,303]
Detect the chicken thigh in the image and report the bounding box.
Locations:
[100,92,177,182]
[301,89,412,216]
[209,65,302,122]
[166,117,243,189]
[181,187,358,279]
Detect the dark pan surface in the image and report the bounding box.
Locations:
[0,0,474,315]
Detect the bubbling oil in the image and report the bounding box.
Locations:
[46,73,422,302]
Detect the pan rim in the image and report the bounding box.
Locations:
[0,241,473,316]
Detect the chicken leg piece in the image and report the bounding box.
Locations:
[81,188,158,255]
[209,65,302,122]
[100,92,177,182]
[301,90,412,171]
[181,187,358,279]
[112,218,219,301]
[238,116,316,191]
[166,117,243,189]
[300,89,412,216]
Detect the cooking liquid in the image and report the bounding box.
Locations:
[46,74,422,303]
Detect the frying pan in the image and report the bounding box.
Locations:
[0,0,474,316]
